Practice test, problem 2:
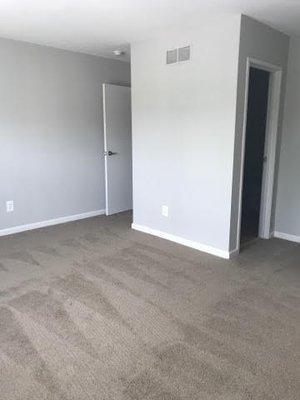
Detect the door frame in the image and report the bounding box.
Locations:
[236,57,282,251]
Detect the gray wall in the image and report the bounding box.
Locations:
[229,15,290,251]
[275,37,300,237]
[0,37,130,230]
[131,15,241,252]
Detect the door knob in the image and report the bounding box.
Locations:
[105,150,118,156]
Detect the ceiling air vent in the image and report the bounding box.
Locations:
[166,45,190,65]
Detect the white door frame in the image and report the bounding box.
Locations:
[236,57,282,251]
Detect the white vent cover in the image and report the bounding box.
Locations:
[166,45,190,65]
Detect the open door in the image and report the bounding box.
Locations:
[103,84,132,215]
[240,67,270,245]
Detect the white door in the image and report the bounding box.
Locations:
[103,84,132,215]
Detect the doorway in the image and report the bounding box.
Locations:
[240,67,270,245]
[237,58,283,251]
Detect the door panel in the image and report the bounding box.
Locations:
[103,84,132,215]
[241,68,270,244]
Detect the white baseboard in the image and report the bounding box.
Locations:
[0,209,105,237]
[131,223,230,259]
[273,231,300,243]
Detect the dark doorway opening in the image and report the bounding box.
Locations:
[240,67,270,246]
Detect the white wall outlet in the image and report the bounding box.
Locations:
[162,205,169,217]
[6,200,14,213]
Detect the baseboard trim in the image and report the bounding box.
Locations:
[273,231,300,243]
[0,209,105,237]
[131,223,230,259]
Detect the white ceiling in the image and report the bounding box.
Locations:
[0,0,299,62]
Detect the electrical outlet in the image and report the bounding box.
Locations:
[6,200,14,213]
[162,205,169,217]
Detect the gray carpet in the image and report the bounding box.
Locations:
[0,212,299,400]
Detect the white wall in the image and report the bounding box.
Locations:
[229,15,289,251]
[0,37,130,231]
[131,15,241,256]
[131,14,291,257]
[274,37,300,240]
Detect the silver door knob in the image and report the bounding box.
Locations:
[105,150,118,156]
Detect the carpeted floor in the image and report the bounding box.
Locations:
[0,212,299,400]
